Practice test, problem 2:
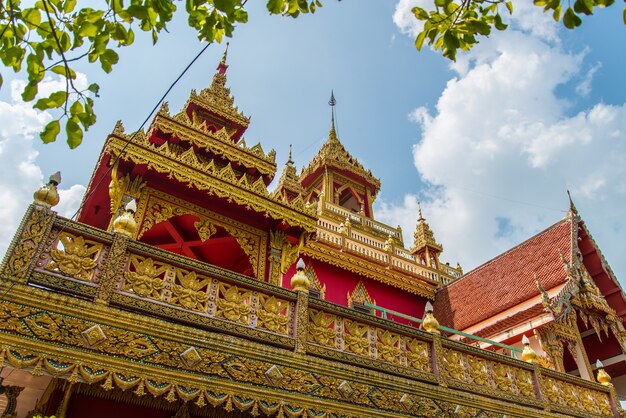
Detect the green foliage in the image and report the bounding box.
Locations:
[0,0,622,148]
[412,0,623,60]
[0,0,260,148]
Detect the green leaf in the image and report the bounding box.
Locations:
[51,65,77,79]
[78,22,99,37]
[0,73,2,90]
[66,119,83,148]
[22,8,42,29]
[214,0,236,14]
[563,7,582,28]
[22,81,38,102]
[623,6,626,24]
[505,1,513,14]
[87,83,100,96]
[63,0,77,13]
[412,7,429,20]
[552,5,562,21]
[41,120,61,144]
[415,30,427,51]
[494,14,507,30]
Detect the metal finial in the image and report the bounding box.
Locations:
[217,42,229,74]
[417,201,424,221]
[329,90,336,134]
[286,144,294,165]
[221,42,229,65]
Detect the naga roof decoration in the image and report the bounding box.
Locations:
[300,123,381,192]
[105,129,317,232]
[412,203,443,253]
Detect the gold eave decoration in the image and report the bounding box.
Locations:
[106,135,317,232]
[143,113,277,176]
[302,241,437,299]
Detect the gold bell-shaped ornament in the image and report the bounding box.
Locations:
[521,335,538,363]
[290,258,310,292]
[422,301,440,334]
[33,171,61,208]
[596,359,612,386]
[113,199,138,238]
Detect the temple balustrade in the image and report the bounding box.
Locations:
[0,205,621,417]
[322,202,403,241]
[316,216,452,284]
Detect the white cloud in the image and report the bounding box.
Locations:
[0,77,87,258]
[386,7,626,279]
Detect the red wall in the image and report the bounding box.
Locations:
[283,256,428,326]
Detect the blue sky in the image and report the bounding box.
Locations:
[1,0,625,285]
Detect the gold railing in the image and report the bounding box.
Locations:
[1,205,620,418]
[316,218,450,284]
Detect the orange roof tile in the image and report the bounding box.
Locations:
[435,218,572,332]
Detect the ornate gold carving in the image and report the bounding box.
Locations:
[294,291,309,353]
[302,241,436,299]
[405,338,431,372]
[47,232,103,281]
[268,230,284,285]
[515,368,535,397]
[308,310,337,347]
[179,347,202,369]
[123,255,168,299]
[81,325,107,347]
[467,354,489,386]
[215,283,250,324]
[280,232,306,275]
[492,362,513,392]
[95,233,129,305]
[304,263,325,299]
[376,330,401,364]
[343,319,370,356]
[300,129,380,192]
[256,295,290,334]
[171,269,210,312]
[2,205,54,282]
[442,349,466,381]
[194,219,216,241]
[107,136,316,232]
[347,280,375,307]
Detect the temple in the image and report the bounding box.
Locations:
[0,49,624,418]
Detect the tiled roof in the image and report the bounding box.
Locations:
[434,219,572,332]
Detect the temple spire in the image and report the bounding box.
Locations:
[418,201,424,221]
[287,144,294,166]
[217,42,229,75]
[328,91,337,140]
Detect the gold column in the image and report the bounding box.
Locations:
[95,233,130,305]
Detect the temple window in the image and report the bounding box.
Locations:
[338,188,361,213]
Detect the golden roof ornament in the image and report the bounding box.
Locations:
[188,42,250,127]
[299,92,380,191]
[272,144,305,199]
[33,171,61,208]
[422,301,440,334]
[290,258,310,292]
[412,202,443,253]
[113,199,138,238]
[595,359,612,386]
[521,335,538,363]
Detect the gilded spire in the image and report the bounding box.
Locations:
[412,203,443,253]
[328,91,339,142]
[217,42,229,75]
[272,144,304,201]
